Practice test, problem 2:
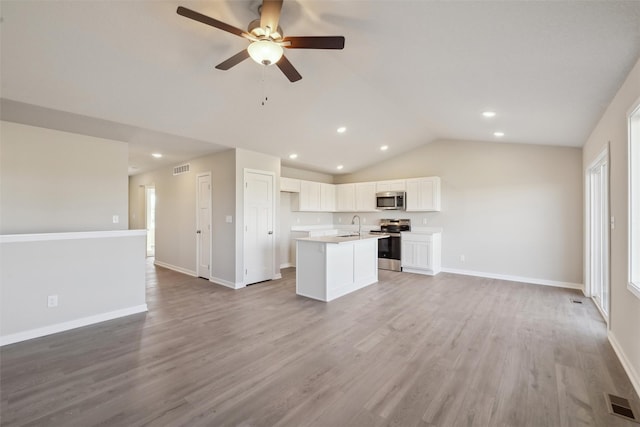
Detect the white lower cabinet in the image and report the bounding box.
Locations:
[401,232,441,275]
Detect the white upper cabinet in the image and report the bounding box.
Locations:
[280,177,301,192]
[297,180,322,211]
[293,180,335,212]
[355,182,378,212]
[320,183,336,212]
[405,177,441,211]
[286,175,440,212]
[335,184,356,212]
[376,180,406,193]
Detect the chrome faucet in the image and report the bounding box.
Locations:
[351,215,361,236]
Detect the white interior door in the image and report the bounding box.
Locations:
[588,150,609,320]
[244,170,275,285]
[196,173,211,279]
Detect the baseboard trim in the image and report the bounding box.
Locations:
[154,260,197,277]
[440,268,583,290]
[280,263,294,269]
[273,273,282,280]
[608,331,640,400]
[0,304,148,347]
[210,276,245,289]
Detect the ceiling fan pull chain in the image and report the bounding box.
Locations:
[261,65,268,106]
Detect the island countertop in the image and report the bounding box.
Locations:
[295,233,389,244]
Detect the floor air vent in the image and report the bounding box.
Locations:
[569,297,583,304]
[605,393,638,423]
[173,163,190,175]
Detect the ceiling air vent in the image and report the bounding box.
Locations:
[173,163,190,176]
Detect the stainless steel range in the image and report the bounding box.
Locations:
[370,219,411,271]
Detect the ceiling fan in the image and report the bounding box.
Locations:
[177,0,345,83]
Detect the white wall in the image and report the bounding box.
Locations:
[129,149,237,283]
[334,140,583,286]
[0,121,129,234]
[583,57,640,397]
[0,122,145,345]
[129,148,282,287]
[282,166,334,184]
[0,231,147,345]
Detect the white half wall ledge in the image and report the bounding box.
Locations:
[609,331,640,401]
[0,304,148,347]
[153,260,197,277]
[439,268,584,291]
[0,229,146,243]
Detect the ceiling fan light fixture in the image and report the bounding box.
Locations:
[248,40,283,66]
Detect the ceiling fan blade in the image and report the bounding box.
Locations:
[177,6,248,39]
[260,0,283,34]
[276,55,302,82]
[215,50,250,70]
[283,36,345,49]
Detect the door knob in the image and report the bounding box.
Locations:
[268,231,273,235]
[196,230,201,234]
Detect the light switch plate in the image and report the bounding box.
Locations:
[225,216,233,223]
[112,215,119,224]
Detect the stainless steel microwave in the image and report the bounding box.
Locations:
[376,191,406,210]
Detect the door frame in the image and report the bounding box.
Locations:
[196,172,212,279]
[243,168,276,285]
[144,185,156,257]
[584,144,610,322]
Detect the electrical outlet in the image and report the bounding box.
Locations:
[362,217,367,224]
[460,255,465,263]
[47,295,58,308]
[338,217,342,223]
[225,215,233,223]
[422,218,428,225]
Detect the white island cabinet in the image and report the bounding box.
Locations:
[296,234,386,302]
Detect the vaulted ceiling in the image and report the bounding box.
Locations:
[2,1,640,175]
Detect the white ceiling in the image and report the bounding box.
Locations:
[1,1,639,175]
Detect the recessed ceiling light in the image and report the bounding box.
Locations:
[152,153,163,158]
[337,126,347,134]
[289,153,298,159]
[493,131,505,137]
[380,145,388,151]
[336,165,344,170]
[482,111,496,118]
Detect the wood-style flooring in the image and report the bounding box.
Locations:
[1,261,639,426]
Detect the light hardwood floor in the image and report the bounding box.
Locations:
[1,261,639,427]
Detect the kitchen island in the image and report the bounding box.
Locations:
[295,233,388,302]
